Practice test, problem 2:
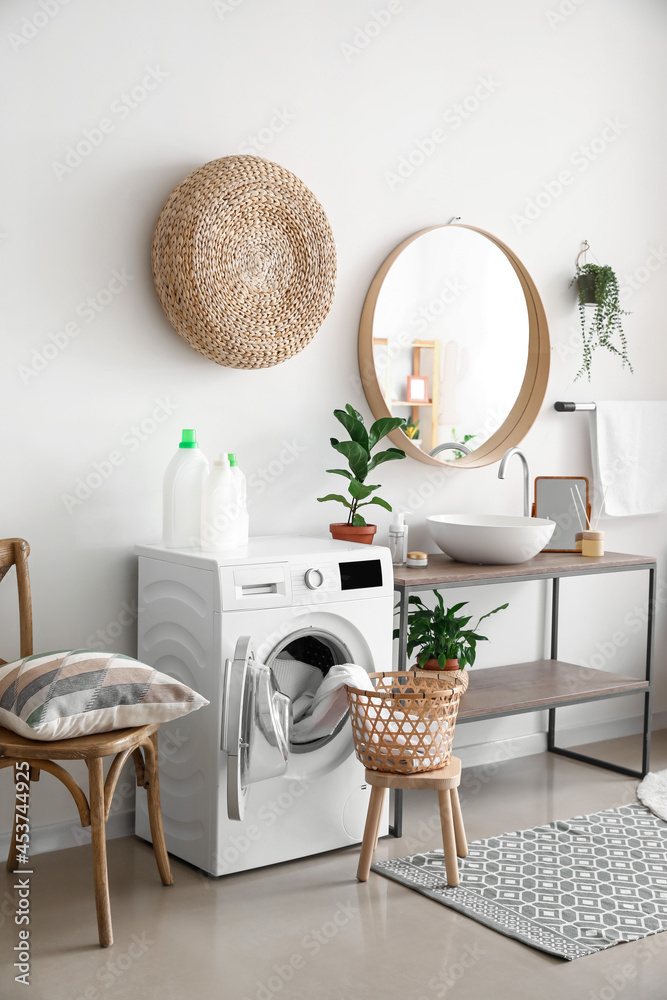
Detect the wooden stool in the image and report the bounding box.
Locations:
[357,756,467,885]
[1,723,173,948]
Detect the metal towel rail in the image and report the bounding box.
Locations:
[554,402,596,412]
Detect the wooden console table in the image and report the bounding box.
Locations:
[390,551,656,836]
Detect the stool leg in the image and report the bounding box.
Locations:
[88,757,113,947]
[437,789,459,888]
[451,786,468,858]
[357,786,386,882]
[144,733,174,886]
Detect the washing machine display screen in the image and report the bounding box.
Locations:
[339,559,383,591]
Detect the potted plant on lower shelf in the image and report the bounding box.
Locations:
[573,262,633,381]
[318,404,406,543]
[396,591,508,670]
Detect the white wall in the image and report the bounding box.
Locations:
[2,0,666,852]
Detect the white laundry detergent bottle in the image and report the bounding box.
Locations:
[228,453,249,546]
[162,429,209,548]
[201,455,243,551]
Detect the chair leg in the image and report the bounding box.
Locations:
[437,789,459,888]
[451,786,468,858]
[88,757,113,948]
[356,786,386,883]
[143,733,174,886]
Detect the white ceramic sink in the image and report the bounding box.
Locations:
[426,514,556,565]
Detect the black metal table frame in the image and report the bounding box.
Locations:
[389,559,656,838]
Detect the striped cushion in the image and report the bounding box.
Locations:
[0,650,208,741]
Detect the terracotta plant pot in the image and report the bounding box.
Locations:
[329,523,377,545]
[417,658,460,671]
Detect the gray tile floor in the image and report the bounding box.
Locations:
[2,732,666,1000]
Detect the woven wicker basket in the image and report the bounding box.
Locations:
[345,670,469,775]
[151,155,337,369]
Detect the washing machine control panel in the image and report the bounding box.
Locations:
[219,550,392,609]
[291,557,387,605]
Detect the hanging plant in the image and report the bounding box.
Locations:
[571,262,632,382]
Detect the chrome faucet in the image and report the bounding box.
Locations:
[498,447,531,517]
[429,441,472,459]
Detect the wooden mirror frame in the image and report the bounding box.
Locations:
[358,224,550,468]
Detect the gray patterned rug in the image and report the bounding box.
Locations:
[372,802,667,960]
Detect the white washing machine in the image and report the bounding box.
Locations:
[134,536,392,876]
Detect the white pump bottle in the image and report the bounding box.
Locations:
[388,512,409,565]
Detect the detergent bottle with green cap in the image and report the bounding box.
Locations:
[227,453,249,546]
[162,429,209,548]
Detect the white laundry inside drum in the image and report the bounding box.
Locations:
[271,655,322,722]
[267,631,367,750]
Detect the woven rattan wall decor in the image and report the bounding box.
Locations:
[151,155,337,369]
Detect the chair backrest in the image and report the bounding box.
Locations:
[0,539,33,664]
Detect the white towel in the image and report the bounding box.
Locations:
[271,656,323,723]
[590,401,667,516]
[290,663,374,744]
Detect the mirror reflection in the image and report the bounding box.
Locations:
[370,226,530,458]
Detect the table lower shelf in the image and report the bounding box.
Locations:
[457,660,649,722]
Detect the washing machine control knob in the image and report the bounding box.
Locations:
[304,567,324,590]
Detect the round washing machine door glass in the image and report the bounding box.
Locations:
[221,636,293,821]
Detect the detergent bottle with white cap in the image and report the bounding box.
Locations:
[200,455,242,551]
[227,453,249,546]
[162,429,209,548]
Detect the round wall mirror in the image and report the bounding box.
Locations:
[358,224,550,467]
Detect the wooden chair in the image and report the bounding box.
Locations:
[356,757,467,885]
[0,538,173,948]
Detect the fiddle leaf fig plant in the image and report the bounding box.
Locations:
[394,591,509,670]
[317,405,406,526]
[573,263,632,382]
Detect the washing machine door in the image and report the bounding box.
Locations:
[222,635,293,821]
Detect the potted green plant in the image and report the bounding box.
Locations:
[396,591,508,670]
[318,404,406,543]
[573,263,633,381]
